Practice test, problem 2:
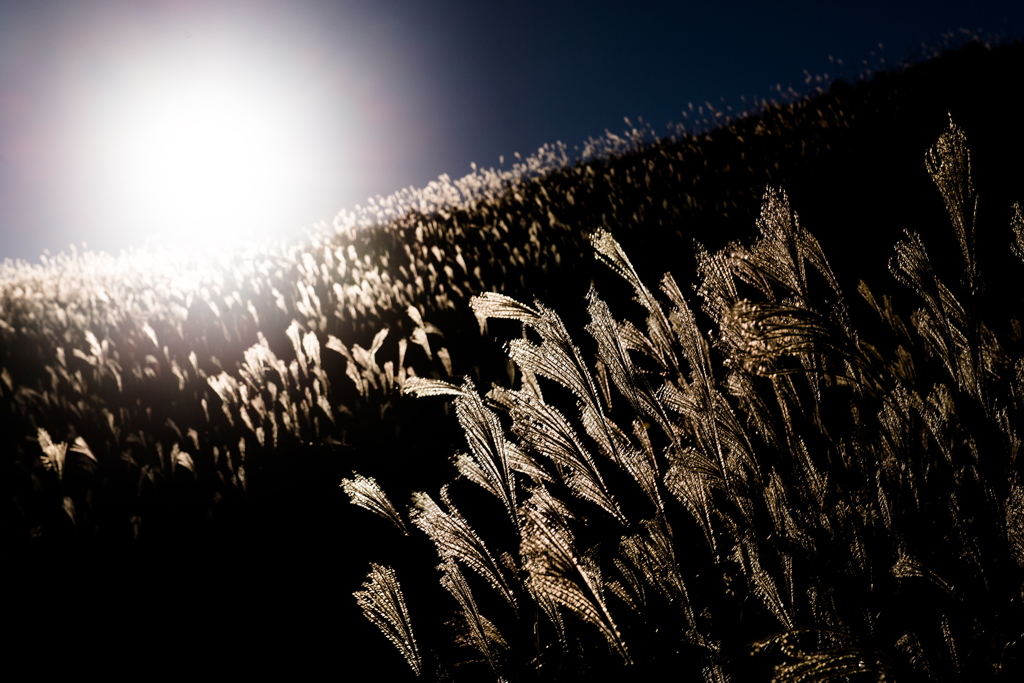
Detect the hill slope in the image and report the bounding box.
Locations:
[4,38,1024,680]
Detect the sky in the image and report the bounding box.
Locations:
[1,0,1022,263]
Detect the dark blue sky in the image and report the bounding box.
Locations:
[1,0,1022,262]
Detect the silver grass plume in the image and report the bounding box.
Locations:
[473,293,605,430]
[410,492,518,610]
[891,232,978,397]
[1007,482,1024,568]
[520,487,631,663]
[615,316,665,362]
[504,388,622,520]
[401,376,465,398]
[341,474,410,535]
[661,272,714,385]
[325,334,365,397]
[578,399,635,475]
[608,543,648,612]
[732,533,795,631]
[764,470,813,550]
[696,242,741,325]
[585,289,688,482]
[37,428,67,480]
[752,631,892,683]
[926,115,978,291]
[504,320,597,417]
[629,419,664,511]
[591,228,678,374]
[69,436,97,464]
[720,300,873,389]
[664,445,722,552]
[1011,202,1024,263]
[328,328,390,397]
[857,281,916,347]
[484,387,556,484]
[407,305,433,359]
[354,563,422,676]
[734,189,842,304]
[594,358,614,410]
[892,549,956,598]
[584,289,659,424]
[941,613,961,675]
[508,487,579,663]
[475,292,634,479]
[518,365,545,403]
[661,273,766,497]
[439,559,509,676]
[895,633,933,677]
[724,370,783,451]
[619,515,693,621]
[453,380,518,523]
[703,662,731,683]
[285,320,307,377]
[451,444,539,515]
[469,292,543,331]
[659,377,758,494]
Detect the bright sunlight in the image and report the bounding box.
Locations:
[49,6,364,258]
[80,65,320,251]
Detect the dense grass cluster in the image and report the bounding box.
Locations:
[352,120,1024,680]
[3,38,1024,680]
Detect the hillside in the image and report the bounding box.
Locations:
[4,38,1024,680]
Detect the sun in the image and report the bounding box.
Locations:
[73,56,334,254]
[103,71,310,249]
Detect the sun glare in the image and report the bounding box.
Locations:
[99,72,311,250]
[71,49,338,255]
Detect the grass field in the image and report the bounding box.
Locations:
[4,37,1024,681]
